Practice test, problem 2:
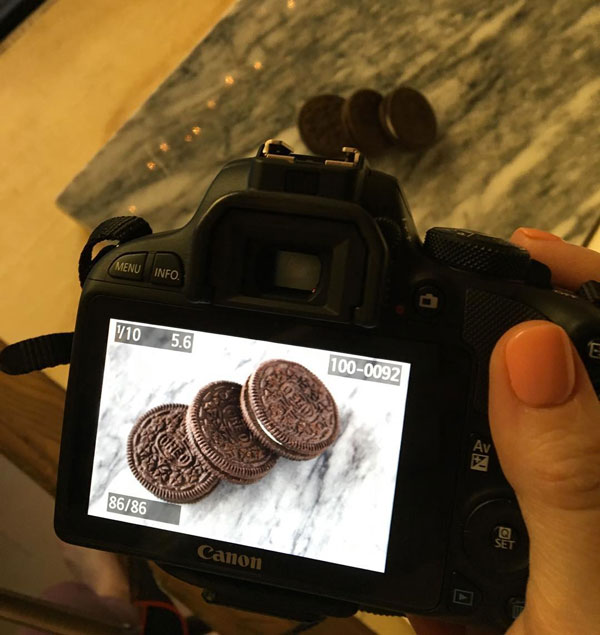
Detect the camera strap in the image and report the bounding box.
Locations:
[0,216,152,375]
[78,215,152,286]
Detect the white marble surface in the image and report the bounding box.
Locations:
[57,0,600,246]
[89,319,411,572]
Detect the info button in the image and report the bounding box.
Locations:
[151,253,183,287]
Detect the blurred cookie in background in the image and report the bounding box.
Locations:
[298,94,354,157]
[297,86,437,159]
[341,89,391,157]
[379,86,437,151]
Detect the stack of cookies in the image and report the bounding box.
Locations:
[126,360,339,504]
[298,86,437,158]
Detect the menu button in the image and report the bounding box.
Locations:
[108,253,147,280]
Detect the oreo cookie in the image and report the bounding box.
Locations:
[341,89,391,157]
[379,86,437,150]
[127,404,219,503]
[298,94,353,157]
[241,360,339,460]
[186,381,277,483]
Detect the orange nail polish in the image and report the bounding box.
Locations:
[517,227,562,241]
[505,323,575,407]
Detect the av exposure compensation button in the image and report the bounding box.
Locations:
[108,253,147,280]
[151,252,183,287]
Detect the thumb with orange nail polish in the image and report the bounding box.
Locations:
[489,321,600,635]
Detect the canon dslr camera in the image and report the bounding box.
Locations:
[42,141,600,632]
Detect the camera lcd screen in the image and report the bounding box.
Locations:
[87,319,411,574]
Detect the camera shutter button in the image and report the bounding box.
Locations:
[424,228,530,279]
[151,253,183,287]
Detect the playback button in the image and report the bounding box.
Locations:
[151,253,183,287]
[449,571,481,613]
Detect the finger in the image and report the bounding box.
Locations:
[407,616,493,635]
[489,320,600,632]
[509,227,600,290]
[407,615,465,635]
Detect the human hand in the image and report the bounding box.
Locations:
[409,227,600,635]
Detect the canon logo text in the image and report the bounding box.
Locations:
[197,544,262,570]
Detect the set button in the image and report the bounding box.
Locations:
[463,499,529,575]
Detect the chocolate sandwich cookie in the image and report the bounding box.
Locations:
[186,381,277,484]
[379,86,437,150]
[241,360,339,460]
[298,94,354,157]
[341,89,391,157]
[127,404,219,503]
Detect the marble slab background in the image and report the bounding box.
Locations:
[57,0,600,245]
[88,319,411,573]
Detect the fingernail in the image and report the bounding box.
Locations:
[516,227,562,241]
[505,323,575,407]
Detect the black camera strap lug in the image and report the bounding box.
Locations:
[78,215,152,286]
[0,216,152,375]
